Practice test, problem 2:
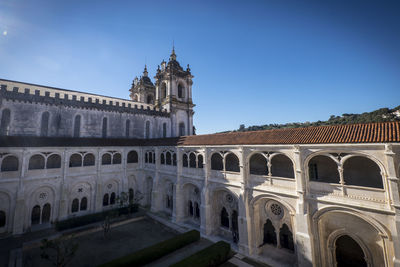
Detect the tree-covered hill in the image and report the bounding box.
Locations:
[233,105,400,133]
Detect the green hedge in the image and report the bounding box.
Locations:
[171,241,231,267]
[99,230,200,267]
[55,204,138,231]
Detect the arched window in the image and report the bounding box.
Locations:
[83,153,95,166]
[129,188,134,203]
[31,205,41,225]
[160,153,165,164]
[183,154,188,167]
[163,123,167,138]
[189,201,193,216]
[102,117,107,138]
[343,156,383,188]
[42,203,51,223]
[336,235,367,267]
[271,154,294,178]
[161,83,167,99]
[127,151,138,163]
[147,94,153,104]
[197,155,203,168]
[279,224,294,251]
[250,153,268,175]
[1,155,18,172]
[308,155,339,183]
[0,109,11,135]
[41,112,49,136]
[73,115,81,137]
[231,210,239,242]
[125,120,130,138]
[69,153,83,167]
[80,197,87,211]
[179,122,185,136]
[71,198,79,213]
[189,153,196,168]
[110,192,116,205]
[178,84,184,98]
[148,152,153,163]
[225,153,240,172]
[46,154,61,169]
[263,219,277,246]
[0,211,6,227]
[103,194,109,206]
[211,153,223,170]
[166,152,172,165]
[173,153,177,166]
[145,121,150,139]
[29,155,45,170]
[220,207,229,228]
[112,153,121,164]
[102,154,112,165]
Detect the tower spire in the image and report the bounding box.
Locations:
[143,64,148,77]
[170,43,176,61]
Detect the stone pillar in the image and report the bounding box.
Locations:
[293,145,313,267]
[200,147,213,236]
[238,147,252,255]
[122,148,128,192]
[173,148,184,223]
[58,148,69,220]
[13,149,27,234]
[94,148,103,212]
[151,147,162,212]
[384,144,400,266]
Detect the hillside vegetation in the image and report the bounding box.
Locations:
[234,105,400,132]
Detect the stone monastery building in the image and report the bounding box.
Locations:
[1,49,400,267]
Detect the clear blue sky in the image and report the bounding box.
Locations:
[0,0,399,134]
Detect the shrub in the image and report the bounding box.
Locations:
[99,230,200,267]
[55,207,137,231]
[171,241,231,267]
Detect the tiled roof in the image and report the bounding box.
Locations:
[178,121,400,146]
[0,122,399,148]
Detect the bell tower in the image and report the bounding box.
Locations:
[129,65,156,105]
[154,48,195,136]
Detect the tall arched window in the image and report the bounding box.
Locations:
[279,224,294,251]
[31,205,41,225]
[197,155,203,168]
[42,203,51,223]
[160,153,165,164]
[0,109,11,135]
[166,152,172,165]
[103,194,109,206]
[179,122,185,136]
[163,123,167,138]
[125,120,130,138]
[263,219,277,245]
[80,197,87,211]
[102,117,107,138]
[110,192,116,205]
[178,84,184,98]
[211,153,223,170]
[145,121,150,139]
[41,112,49,136]
[336,235,367,267]
[147,95,153,104]
[220,207,229,228]
[73,115,81,137]
[189,153,196,168]
[71,198,79,213]
[161,83,167,99]
[183,154,188,167]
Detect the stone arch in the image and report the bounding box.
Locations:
[189,152,196,168]
[312,206,391,267]
[127,150,138,163]
[1,154,19,172]
[182,183,201,223]
[249,152,268,175]
[211,152,223,170]
[70,153,83,167]
[28,185,56,226]
[101,152,112,165]
[70,182,92,213]
[342,155,384,188]
[225,152,240,172]
[307,154,340,183]
[28,154,46,170]
[112,152,122,164]
[46,154,61,169]
[83,153,95,166]
[270,153,295,178]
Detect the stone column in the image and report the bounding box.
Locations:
[200,147,213,236]
[13,149,27,234]
[238,147,252,255]
[384,144,400,266]
[122,148,128,192]
[151,147,162,212]
[293,145,313,267]
[94,148,103,212]
[58,148,69,220]
[173,148,184,223]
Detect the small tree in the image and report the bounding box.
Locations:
[40,236,79,267]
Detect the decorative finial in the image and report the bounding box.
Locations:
[170,44,176,61]
[143,65,148,76]
[186,64,191,72]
